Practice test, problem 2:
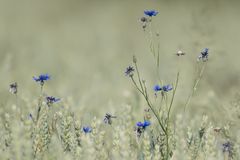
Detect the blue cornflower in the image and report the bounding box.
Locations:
[198,48,209,61]
[144,10,158,17]
[46,96,60,105]
[135,120,151,137]
[83,126,92,133]
[154,84,172,92]
[136,120,151,128]
[154,85,162,92]
[33,74,50,86]
[125,66,135,77]
[162,84,173,92]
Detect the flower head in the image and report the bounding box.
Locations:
[135,120,151,138]
[154,85,162,92]
[162,84,173,92]
[198,48,209,61]
[140,17,148,22]
[9,82,18,94]
[136,120,151,128]
[154,84,172,92]
[144,10,158,17]
[46,96,60,105]
[222,141,232,152]
[104,113,117,125]
[83,126,92,133]
[33,74,50,86]
[125,66,135,77]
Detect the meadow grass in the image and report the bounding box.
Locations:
[0,5,240,160]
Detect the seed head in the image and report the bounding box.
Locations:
[9,82,18,94]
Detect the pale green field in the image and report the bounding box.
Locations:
[0,0,240,159]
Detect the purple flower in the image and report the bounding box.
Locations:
[33,74,50,86]
[144,10,158,17]
[136,120,151,128]
[198,48,209,61]
[154,84,172,92]
[162,84,173,92]
[125,66,135,77]
[154,85,162,92]
[83,126,92,133]
[46,96,60,105]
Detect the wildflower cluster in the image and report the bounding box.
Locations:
[2,7,240,160]
[154,84,173,92]
[125,9,213,160]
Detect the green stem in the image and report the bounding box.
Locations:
[184,63,206,112]
[134,62,145,95]
[167,72,179,125]
[165,72,180,159]
[130,77,167,135]
[130,77,144,95]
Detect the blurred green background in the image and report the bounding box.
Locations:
[0,0,240,118]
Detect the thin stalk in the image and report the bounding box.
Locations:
[184,63,207,112]
[130,77,144,95]
[130,77,167,134]
[164,72,179,160]
[134,62,145,95]
[167,72,179,125]
[157,43,160,68]
[40,85,43,94]
[36,84,45,123]
[36,96,43,123]
[158,94,164,114]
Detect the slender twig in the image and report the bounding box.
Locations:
[157,43,160,68]
[184,63,207,112]
[164,72,179,159]
[130,77,144,95]
[36,96,43,123]
[167,72,179,124]
[134,62,145,95]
